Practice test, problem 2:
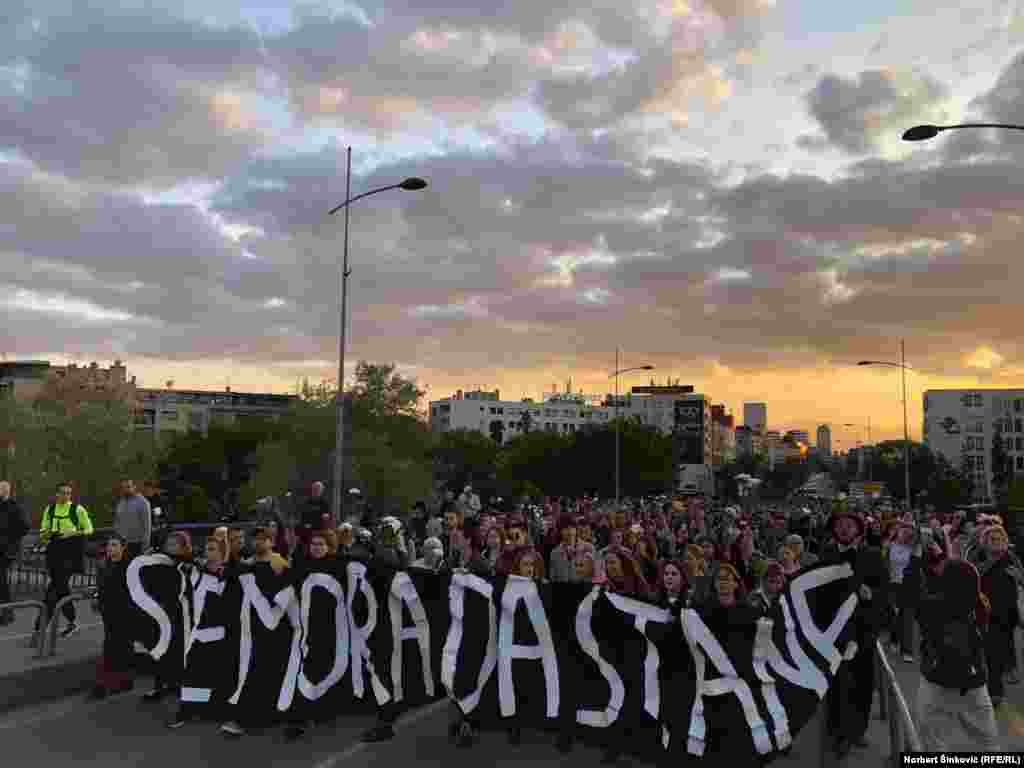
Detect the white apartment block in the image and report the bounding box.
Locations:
[429,387,714,469]
[923,388,1024,504]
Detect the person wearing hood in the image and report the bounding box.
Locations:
[979,524,1020,708]
[822,510,889,758]
[917,558,1000,751]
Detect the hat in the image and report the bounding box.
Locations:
[831,510,864,535]
[763,560,784,580]
[423,536,443,551]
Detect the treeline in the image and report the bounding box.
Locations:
[0,362,677,527]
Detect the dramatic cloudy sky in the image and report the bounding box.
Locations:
[4,0,1024,443]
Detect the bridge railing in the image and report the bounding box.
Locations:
[875,639,922,765]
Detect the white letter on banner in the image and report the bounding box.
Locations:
[605,592,671,720]
[228,574,302,712]
[574,588,626,727]
[180,572,227,704]
[497,576,559,718]
[681,608,773,757]
[297,572,349,701]
[126,554,176,661]
[388,572,433,703]
[441,572,497,715]
[750,617,793,751]
[788,564,858,675]
[346,562,391,705]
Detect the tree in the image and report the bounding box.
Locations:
[433,429,499,496]
[518,410,534,434]
[350,361,425,419]
[496,430,571,498]
[992,432,1013,507]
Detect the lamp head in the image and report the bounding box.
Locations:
[641,365,655,370]
[902,125,941,142]
[856,361,873,366]
[400,177,428,190]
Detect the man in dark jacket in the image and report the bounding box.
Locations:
[0,480,29,624]
[917,558,1000,751]
[822,509,890,757]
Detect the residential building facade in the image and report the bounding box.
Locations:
[134,387,296,437]
[923,388,1024,504]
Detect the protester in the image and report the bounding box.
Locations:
[887,522,920,662]
[917,558,1000,751]
[0,480,28,624]
[144,530,193,703]
[113,478,152,560]
[822,510,889,757]
[38,482,94,639]
[749,560,786,616]
[91,534,134,699]
[411,537,445,572]
[979,524,1020,708]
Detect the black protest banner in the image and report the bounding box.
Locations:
[126,557,858,760]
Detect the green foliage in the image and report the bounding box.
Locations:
[0,396,158,527]
[992,432,1013,506]
[434,429,499,495]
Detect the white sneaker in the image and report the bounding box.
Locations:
[220,721,245,737]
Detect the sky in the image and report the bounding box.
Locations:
[3,1,1024,446]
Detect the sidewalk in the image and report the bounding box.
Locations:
[0,589,105,714]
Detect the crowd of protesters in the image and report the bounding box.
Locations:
[2,477,1021,758]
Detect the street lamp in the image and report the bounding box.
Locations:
[327,146,427,524]
[857,340,913,517]
[902,123,1024,142]
[609,348,654,507]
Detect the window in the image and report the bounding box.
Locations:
[965,456,975,471]
[1018,456,1024,471]
[1018,437,1024,452]
[967,420,984,434]
[1017,419,1023,433]
[976,455,985,471]
[1017,399,1023,413]
[1007,438,1014,452]
[160,410,178,421]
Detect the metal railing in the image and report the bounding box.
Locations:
[44,591,100,657]
[875,639,922,765]
[0,599,49,659]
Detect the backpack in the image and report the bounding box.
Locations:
[45,503,83,533]
[923,613,984,694]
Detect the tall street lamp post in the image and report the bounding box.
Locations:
[609,348,654,507]
[327,147,427,524]
[858,341,913,518]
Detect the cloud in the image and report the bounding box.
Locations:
[805,69,951,154]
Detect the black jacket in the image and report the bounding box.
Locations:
[97,559,132,626]
[821,542,890,640]
[301,495,331,530]
[0,496,28,555]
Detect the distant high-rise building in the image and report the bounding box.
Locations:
[817,424,832,457]
[743,402,767,433]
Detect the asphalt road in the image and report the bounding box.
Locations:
[3,638,1021,766]
[1,681,832,768]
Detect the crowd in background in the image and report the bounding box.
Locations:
[2,476,1022,758]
